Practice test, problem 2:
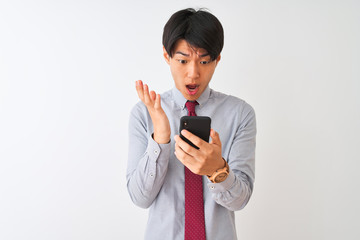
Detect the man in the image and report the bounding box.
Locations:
[127,8,256,240]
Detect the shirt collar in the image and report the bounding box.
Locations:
[171,86,211,109]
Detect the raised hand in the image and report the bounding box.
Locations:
[135,80,171,144]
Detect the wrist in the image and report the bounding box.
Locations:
[152,133,170,144]
[207,158,229,183]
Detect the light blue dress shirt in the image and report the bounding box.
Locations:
[127,86,256,240]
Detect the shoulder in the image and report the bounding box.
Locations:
[210,89,255,115]
[210,89,256,132]
[130,101,147,116]
[129,101,151,130]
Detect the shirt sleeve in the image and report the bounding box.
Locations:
[207,103,256,211]
[126,103,171,209]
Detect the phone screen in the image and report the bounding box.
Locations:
[179,116,211,149]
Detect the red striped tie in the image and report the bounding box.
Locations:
[184,101,206,240]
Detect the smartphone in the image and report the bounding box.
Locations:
[179,116,211,149]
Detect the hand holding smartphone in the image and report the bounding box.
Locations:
[179,116,211,149]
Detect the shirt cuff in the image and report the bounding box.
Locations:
[146,134,171,163]
[206,169,236,193]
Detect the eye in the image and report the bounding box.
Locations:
[200,60,210,65]
[178,59,187,64]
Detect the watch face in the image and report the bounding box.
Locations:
[215,173,228,183]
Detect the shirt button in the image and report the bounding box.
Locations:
[154,150,159,155]
[210,186,215,190]
[150,173,154,177]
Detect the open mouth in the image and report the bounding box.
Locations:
[186,84,199,95]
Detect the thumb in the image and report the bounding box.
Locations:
[210,129,221,146]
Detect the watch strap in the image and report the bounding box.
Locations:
[207,159,229,183]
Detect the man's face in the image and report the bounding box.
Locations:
[163,39,221,101]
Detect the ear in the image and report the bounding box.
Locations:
[215,54,221,66]
[163,46,170,65]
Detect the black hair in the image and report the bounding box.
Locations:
[162,8,224,61]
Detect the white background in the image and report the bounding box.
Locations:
[1,0,359,239]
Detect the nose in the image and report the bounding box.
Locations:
[186,62,200,79]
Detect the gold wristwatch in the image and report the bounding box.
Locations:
[207,159,229,183]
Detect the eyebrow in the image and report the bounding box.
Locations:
[175,51,189,57]
[175,51,210,58]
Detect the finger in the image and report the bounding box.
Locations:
[154,94,162,109]
[174,141,185,160]
[174,134,191,153]
[174,134,182,144]
[180,129,206,150]
[143,84,152,104]
[209,129,221,146]
[135,80,144,100]
[174,141,194,167]
[149,91,156,101]
[174,141,187,158]
[176,132,200,156]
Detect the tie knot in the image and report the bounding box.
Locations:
[185,101,198,116]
